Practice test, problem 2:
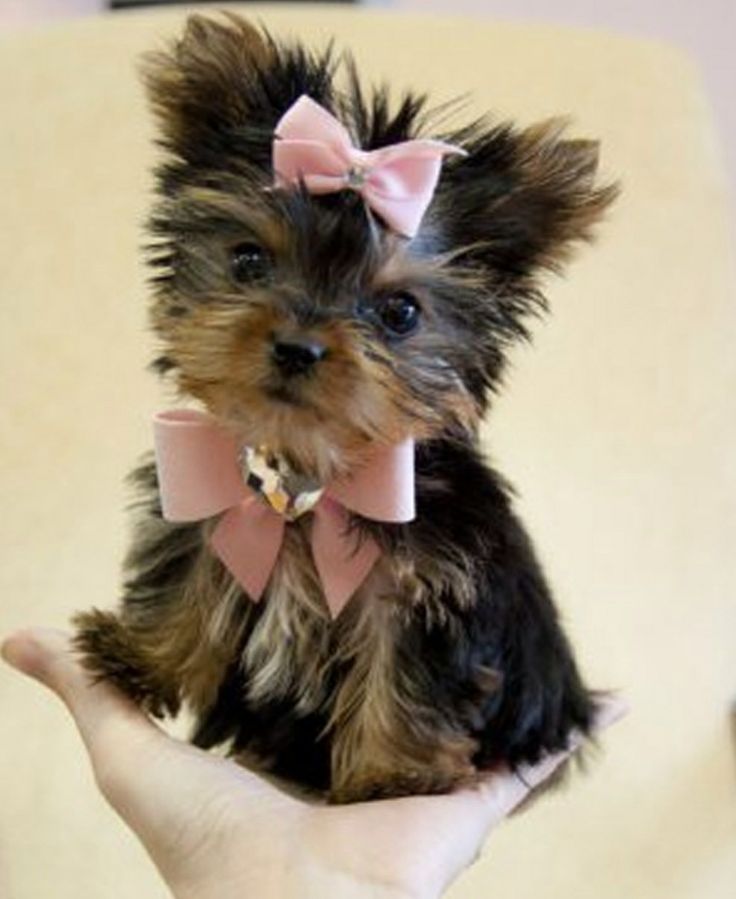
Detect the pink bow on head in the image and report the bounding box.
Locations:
[153,410,415,619]
[272,94,466,238]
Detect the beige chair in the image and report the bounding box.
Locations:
[1,5,734,897]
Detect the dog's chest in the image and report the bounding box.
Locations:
[238,518,397,716]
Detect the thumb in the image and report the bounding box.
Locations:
[1,627,166,796]
[2,627,307,899]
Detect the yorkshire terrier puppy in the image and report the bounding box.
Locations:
[73,13,617,803]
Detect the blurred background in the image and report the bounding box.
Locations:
[1,0,734,205]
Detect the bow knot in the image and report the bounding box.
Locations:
[272,95,466,238]
[153,411,415,619]
[345,165,367,189]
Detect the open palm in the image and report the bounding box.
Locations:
[1,628,624,899]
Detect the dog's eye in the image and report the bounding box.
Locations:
[376,292,421,336]
[231,242,271,284]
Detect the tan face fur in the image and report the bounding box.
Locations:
[151,184,479,480]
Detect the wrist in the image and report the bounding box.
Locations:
[168,852,425,899]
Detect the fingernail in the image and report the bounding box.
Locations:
[593,694,630,731]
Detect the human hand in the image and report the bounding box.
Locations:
[1,628,625,899]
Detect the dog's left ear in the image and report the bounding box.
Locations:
[434,118,618,279]
[140,13,335,172]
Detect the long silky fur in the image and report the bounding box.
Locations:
[73,12,617,802]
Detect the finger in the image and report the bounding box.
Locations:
[1,627,301,824]
[515,691,629,790]
[395,694,629,896]
[1,627,202,858]
[591,692,629,731]
[1,627,166,785]
[2,628,307,897]
[437,691,630,828]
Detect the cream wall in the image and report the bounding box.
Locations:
[0,5,734,898]
[375,0,736,207]
[3,2,735,207]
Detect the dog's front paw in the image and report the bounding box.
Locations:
[329,763,476,804]
[72,608,180,717]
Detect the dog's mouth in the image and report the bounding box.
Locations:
[262,379,313,408]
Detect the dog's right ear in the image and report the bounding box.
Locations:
[140,13,335,172]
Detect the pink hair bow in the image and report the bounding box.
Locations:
[153,410,415,619]
[272,94,466,238]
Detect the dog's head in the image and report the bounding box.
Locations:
[144,13,616,478]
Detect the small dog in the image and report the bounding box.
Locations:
[73,13,617,803]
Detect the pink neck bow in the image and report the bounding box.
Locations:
[153,410,415,619]
[272,94,466,238]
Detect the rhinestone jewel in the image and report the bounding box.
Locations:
[345,165,367,189]
[240,446,324,522]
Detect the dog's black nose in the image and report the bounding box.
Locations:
[271,337,328,376]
